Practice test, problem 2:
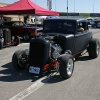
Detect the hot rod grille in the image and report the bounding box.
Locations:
[29,42,45,67]
[3,28,11,43]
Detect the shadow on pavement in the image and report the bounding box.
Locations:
[0,62,65,83]
[0,62,40,82]
[75,55,93,61]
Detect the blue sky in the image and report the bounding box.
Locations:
[0,0,99,13]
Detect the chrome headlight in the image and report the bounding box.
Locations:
[52,50,60,60]
[51,44,62,60]
[25,49,29,56]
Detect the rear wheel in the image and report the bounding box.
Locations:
[23,32,31,42]
[59,54,74,79]
[13,36,20,46]
[12,50,26,70]
[88,38,100,58]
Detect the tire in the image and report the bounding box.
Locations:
[59,54,74,79]
[13,36,20,46]
[12,50,25,70]
[0,39,3,50]
[88,38,100,58]
[23,32,31,42]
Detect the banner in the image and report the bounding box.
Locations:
[47,0,52,10]
[90,13,100,17]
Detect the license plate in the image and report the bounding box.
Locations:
[29,66,40,74]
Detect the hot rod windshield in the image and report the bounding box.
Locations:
[43,20,76,34]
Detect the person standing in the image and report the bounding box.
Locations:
[26,18,30,24]
[0,16,4,25]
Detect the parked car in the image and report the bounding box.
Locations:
[88,21,100,28]
[0,21,42,42]
[12,18,100,79]
[97,22,100,28]
[0,28,20,49]
[88,21,97,28]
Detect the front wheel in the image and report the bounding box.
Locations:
[59,54,74,79]
[12,50,26,70]
[88,38,100,58]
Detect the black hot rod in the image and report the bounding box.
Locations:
[12,18,100,79]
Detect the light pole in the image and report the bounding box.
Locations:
[67,0,68,17]
[74,0,75,13]
[55,0,56,11]
[93,0,95,17]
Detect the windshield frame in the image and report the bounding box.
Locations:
[43,20,76,34]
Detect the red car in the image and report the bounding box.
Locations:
[0,21,42,42]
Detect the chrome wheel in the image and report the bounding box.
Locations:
[59,54,74,79]
[67,59,74,76]
[96,42,100,55]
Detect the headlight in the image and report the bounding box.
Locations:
[25,49,29,56]
[52,50,60,60]
[51,44,62,60]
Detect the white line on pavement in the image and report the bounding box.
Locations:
[9,72,57,100]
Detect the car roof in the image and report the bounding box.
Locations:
[45,18,88,22]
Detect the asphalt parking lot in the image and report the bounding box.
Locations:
[0,29,100,100]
